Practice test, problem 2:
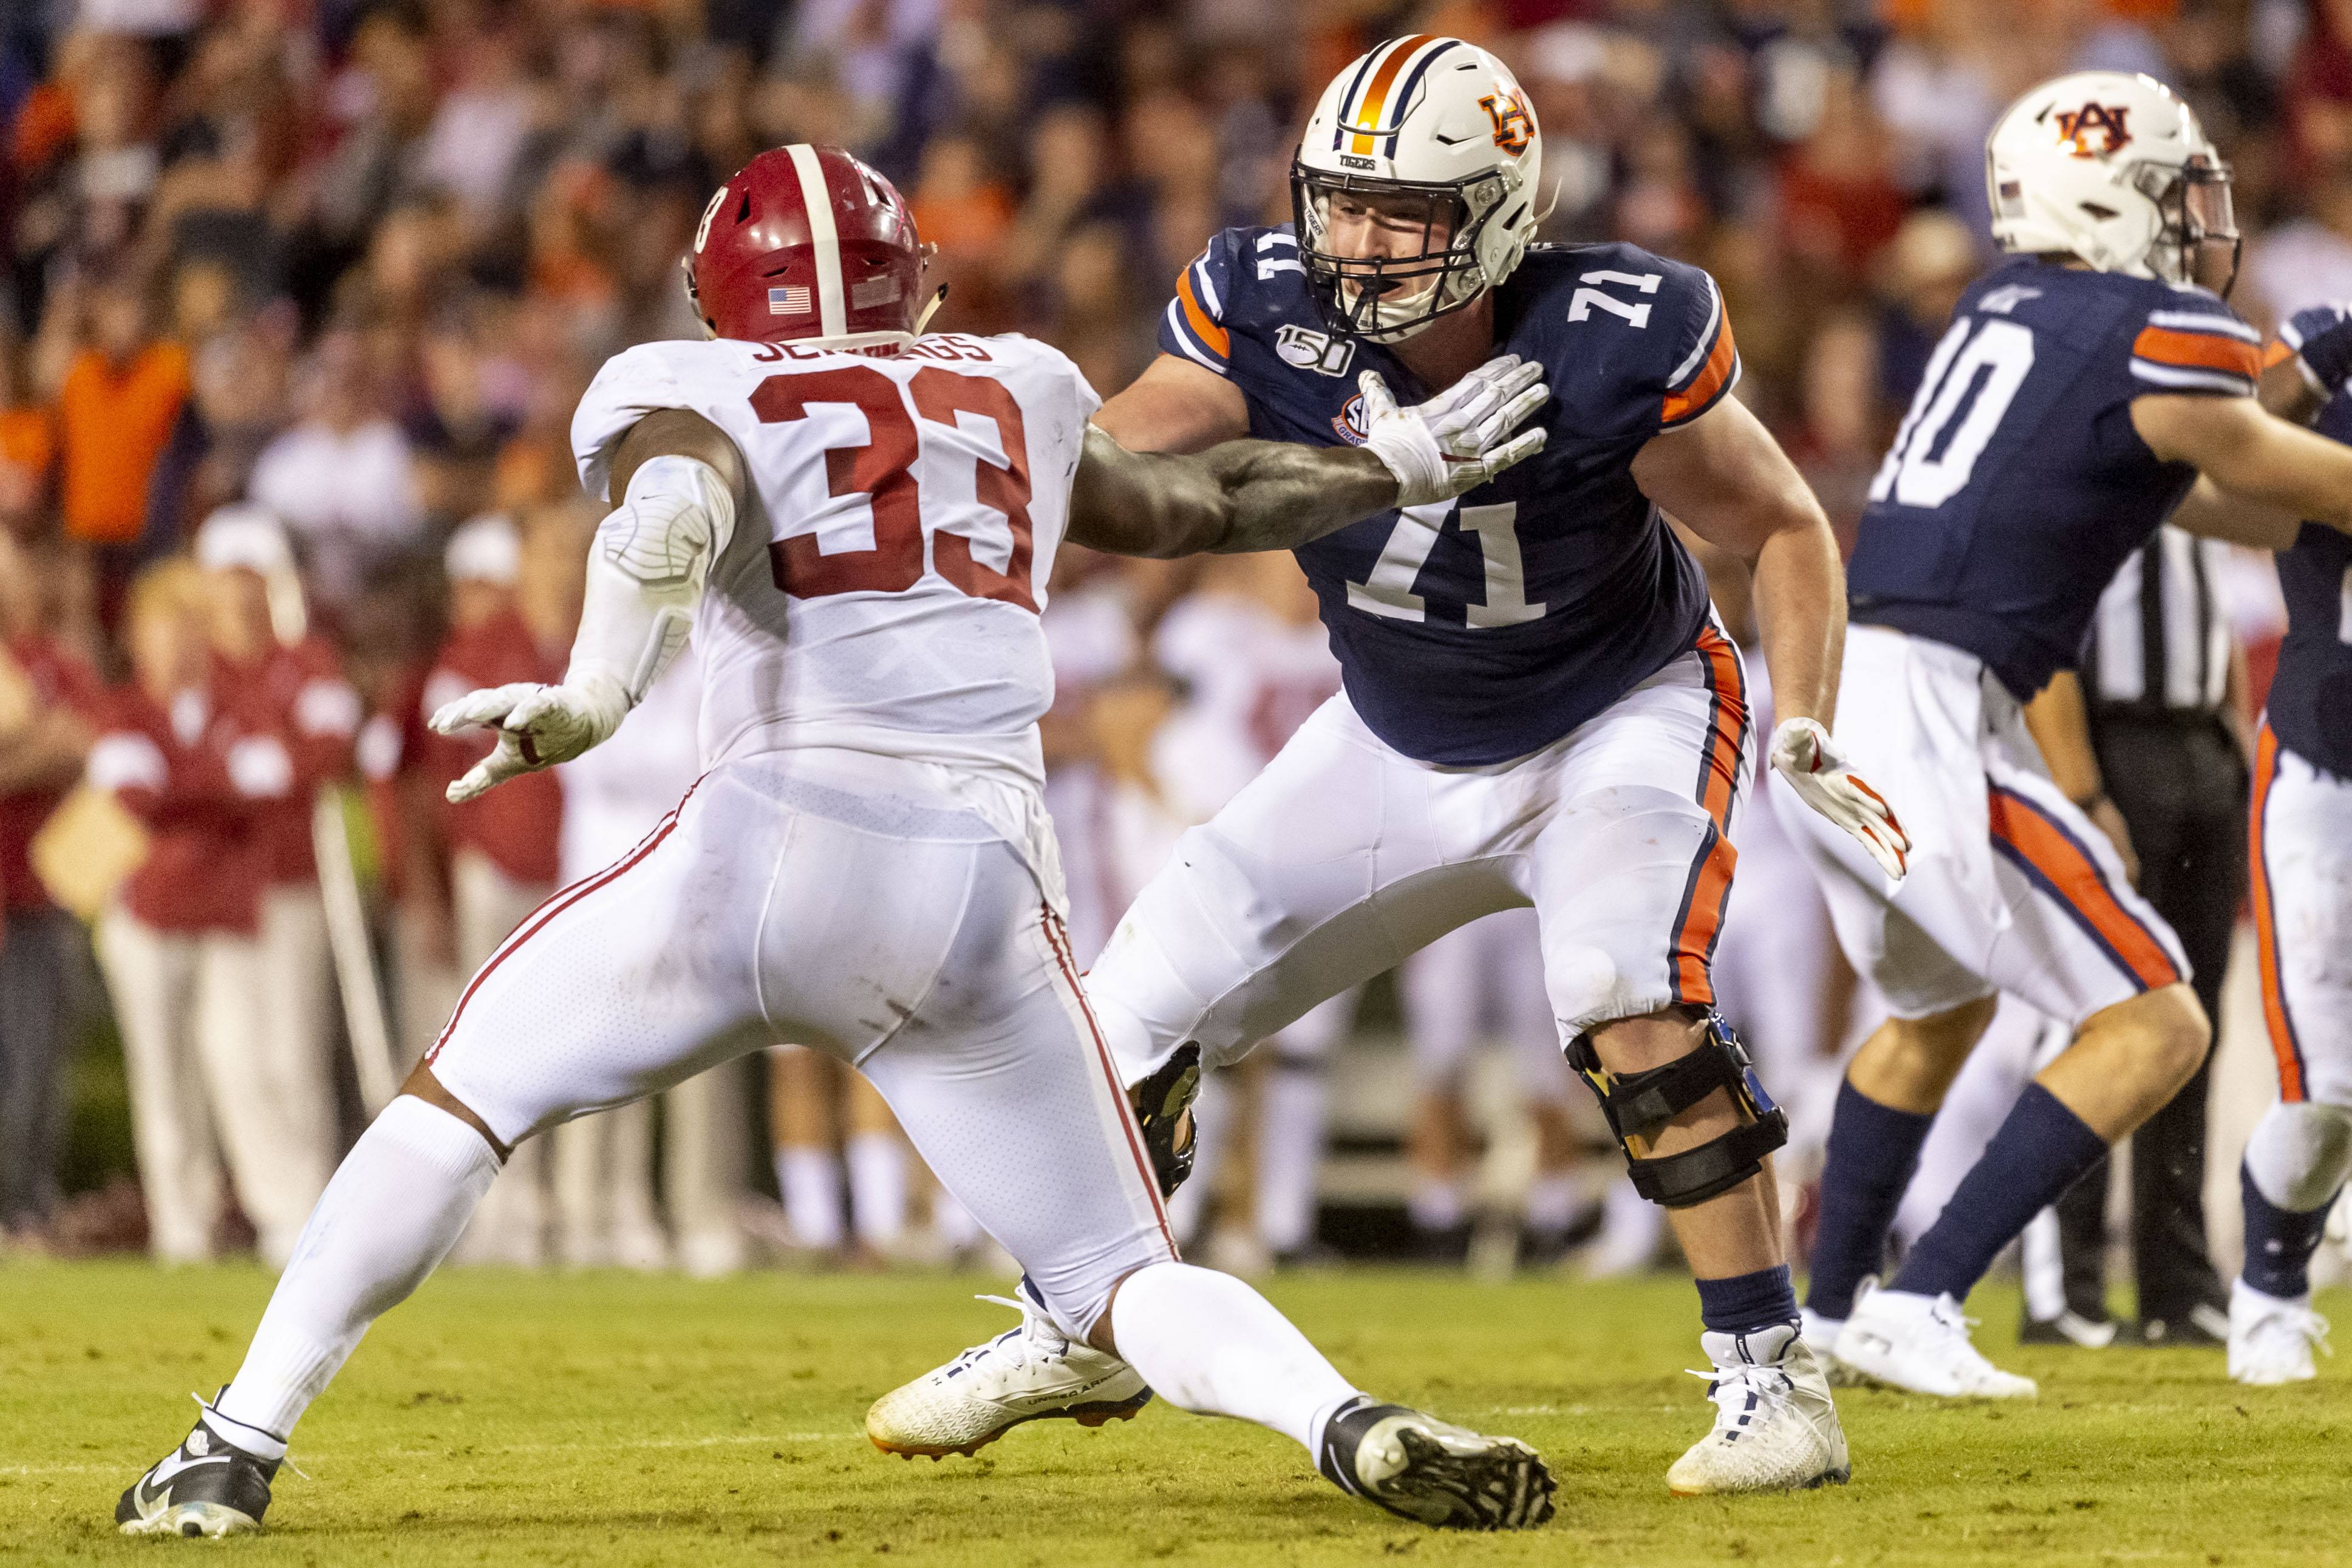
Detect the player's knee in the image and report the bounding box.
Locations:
[2131,983,2211,1094]
[1541,944,1632,1030]
[1569,1011,1787,1210]
[2249,1101,2352,1211]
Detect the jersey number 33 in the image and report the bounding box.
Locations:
[750,361,1040,613]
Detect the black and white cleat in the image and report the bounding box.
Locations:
[1315,1396,1556,1530]
[115,1391,283,1539]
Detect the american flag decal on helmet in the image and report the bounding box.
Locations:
[768,285,812,315]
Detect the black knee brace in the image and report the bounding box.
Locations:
[1567,1012,1787,1209]
[1131,1042,1202,1199]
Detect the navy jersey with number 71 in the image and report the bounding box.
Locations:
[1846,257,2262,700]
[1160,226,1734,768]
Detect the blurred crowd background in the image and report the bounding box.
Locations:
[0,0,2341,1284]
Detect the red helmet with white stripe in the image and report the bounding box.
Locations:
[684,145,930,352]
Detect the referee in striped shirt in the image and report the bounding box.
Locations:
[2020,523,2249,1348]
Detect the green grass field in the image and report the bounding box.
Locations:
[4,1261,2348,1566]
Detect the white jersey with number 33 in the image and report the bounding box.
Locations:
[571,332,1102,793]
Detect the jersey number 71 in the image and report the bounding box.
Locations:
[1869,316,2036,511]
[750,364,1039,612]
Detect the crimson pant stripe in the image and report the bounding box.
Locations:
[428,777,703,1065]
[1040,904,1178,1258]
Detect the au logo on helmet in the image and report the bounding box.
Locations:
[1480,89,1534,155]
[2054,103,2132,159]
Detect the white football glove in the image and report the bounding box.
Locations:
[1770,716,1911,882]
[1359,354,1550,507]
[431,677,629,804]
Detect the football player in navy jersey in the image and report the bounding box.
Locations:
[2213,303,2352,1385]
[870,36,1913,1496]
[1780,71,2352,1400]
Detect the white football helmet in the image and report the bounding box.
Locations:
[1290,36,1543,342]
[1986,70,2239,293]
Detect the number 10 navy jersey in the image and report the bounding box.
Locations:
[2264,303,2352,779]
[1847,257,2261,700]
[1160,227,1732,768]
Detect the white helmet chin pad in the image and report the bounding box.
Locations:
[1985,70,2239,292]
[1292,37,1542,342]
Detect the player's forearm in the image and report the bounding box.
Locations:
[1198,440,1402,555]
[2020,672,2104,805]
[1748,516,1845,729]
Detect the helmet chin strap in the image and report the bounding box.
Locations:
[912,282,951,337]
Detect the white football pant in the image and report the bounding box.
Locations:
[428,752,1173,1338]
[1780,626,2189,1027]
[1086,633,1755,1089]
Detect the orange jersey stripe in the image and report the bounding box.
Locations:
[1175,269,1230,361]
[2131,325,2260,380]
[1987,791,2181,991]
[2249,727,2307,1101]
[2263,337,2298,372]
[1662,316,1739,427]
[1348,35,1433,154]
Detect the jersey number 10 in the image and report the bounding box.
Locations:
[750,364,1038,612]
[1869,316,2036,511]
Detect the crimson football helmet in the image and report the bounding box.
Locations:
[684,144,933,351]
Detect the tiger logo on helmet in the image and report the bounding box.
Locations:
[1290,36,1544,343]
[1986,71,2240,295]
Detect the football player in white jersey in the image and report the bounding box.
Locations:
[113,145,1559,1539]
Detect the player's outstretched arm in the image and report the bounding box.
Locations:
[1068,356,1548,559]
[432,410,748,803]
[2133,394,2352,548]
[1632,393,1909,881]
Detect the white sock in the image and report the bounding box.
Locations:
[216,1097,499,1440]
[777,1147,843,1249]
[1522,1174,1582,1236]
[1258,1065,1327,1254]
[847,1132,906,1247]
[1107,1260,1360,1451]
[1409,1178,1464,1232]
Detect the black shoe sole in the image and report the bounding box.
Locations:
[1371,1427,1557,1531]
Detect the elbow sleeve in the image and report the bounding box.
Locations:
[569,455,738,706]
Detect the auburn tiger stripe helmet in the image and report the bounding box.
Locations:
[1290,36,1544,343]
[685,145,932,351]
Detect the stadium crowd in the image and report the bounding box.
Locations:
[0,0,2340,1290]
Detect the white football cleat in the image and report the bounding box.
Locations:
[1798,1306,1868,1387]
[1834,1287,2037,1399]
[2229,1278,2331,1386]
[865,1284,1151,1459]
[1667,1323,1852,1496]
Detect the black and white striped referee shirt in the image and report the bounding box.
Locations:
[2082,525,2233,715]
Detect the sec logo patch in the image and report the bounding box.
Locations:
[1332,393,1368,446]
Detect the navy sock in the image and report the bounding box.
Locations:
[1892,1085,2108,1303]
[1806,1080,1935,1320]
[2241,1161,2339,1300]
[1696,1264,1798,1335]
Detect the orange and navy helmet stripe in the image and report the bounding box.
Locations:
[1667,623,1750,1006]
[1986,784,2183,992]
[2249,726,2309,1101]
[1335,36,1464,159]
